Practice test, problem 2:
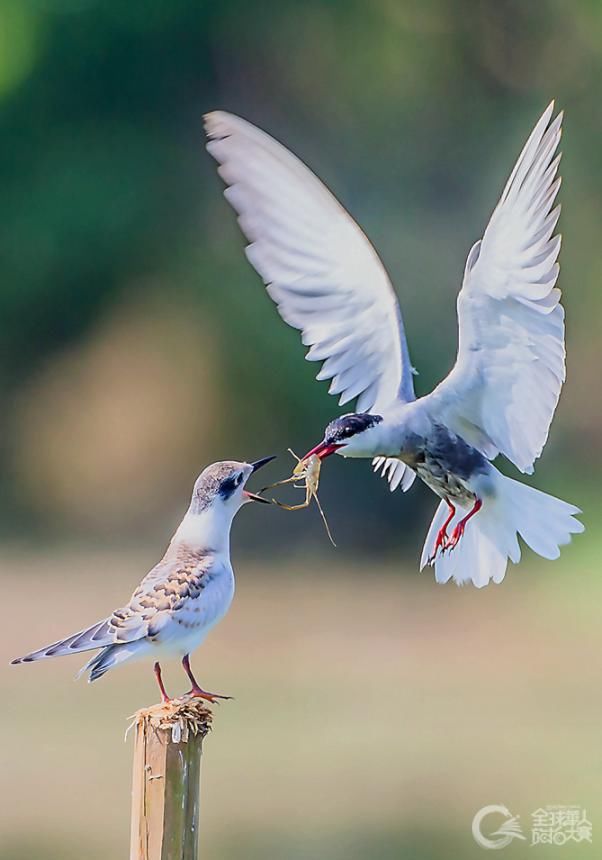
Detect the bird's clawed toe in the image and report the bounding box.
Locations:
[428,501,457,563]
[445,521,466,552]
[186,687,233,704]
[428,531,449,565]
[429,497,482,562]
[430,521,464,561]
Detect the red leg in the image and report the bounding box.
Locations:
[182,654,232,704]
[428,499,456,564]
[154,661,171,703]
[446,497,482,551]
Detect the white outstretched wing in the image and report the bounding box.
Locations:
[426,103,565,474]
[204,111,415,415]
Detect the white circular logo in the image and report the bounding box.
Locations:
[472,805,526,850]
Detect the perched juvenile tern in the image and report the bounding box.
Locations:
[205,104,583,587]
[11,458,274,700]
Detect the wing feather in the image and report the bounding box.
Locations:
[426,103,565,473]
[205,111,415,411]
[372,456,416,492]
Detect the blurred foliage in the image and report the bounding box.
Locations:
[0,0,600,550]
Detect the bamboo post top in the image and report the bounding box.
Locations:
[129,698,213,860]
[129,697,213,745]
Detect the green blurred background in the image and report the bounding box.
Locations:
[1,1,601,858]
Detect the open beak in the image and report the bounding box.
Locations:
[244,455,276,503]
[302,441,342,460]
[244,491,271,504]
[250,455,277,473]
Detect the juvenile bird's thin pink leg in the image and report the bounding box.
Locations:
[446,498,483,551]
[428,499,456,564]
[182,654,232,704]
[154,661,171,703]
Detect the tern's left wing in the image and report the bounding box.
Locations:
[372,456,416,492]
[204,111,415,414]
[425,103,565,474]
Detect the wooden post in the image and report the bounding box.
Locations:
[129,698,213,860]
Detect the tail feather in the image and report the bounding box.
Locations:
[81,641,146,682]
[421,475,583,587]
[11,618,113,664]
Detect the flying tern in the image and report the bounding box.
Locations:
[205,104,583,587]
[11,458,274,700]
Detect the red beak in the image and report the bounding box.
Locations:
[303,441,342,460]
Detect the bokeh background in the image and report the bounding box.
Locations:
[1,1,601,858]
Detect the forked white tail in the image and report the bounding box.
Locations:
[421,475,584,587]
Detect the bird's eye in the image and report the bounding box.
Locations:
[234,473,243,487]
[219,476,237,498]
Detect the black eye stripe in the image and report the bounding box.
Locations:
[219,477,237,498]
[219,473,244,499]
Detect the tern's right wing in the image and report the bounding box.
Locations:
[424,103,565,474]
[204,111,415,414]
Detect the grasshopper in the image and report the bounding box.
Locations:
[260,449,336,546]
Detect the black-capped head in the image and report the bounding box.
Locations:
[303,413,384,460]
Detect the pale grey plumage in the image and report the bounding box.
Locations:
[10,556,222,683]
[205,105,583,587]
[425,104,565,474]
[205,110,416,411]
[205,103,565,486]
